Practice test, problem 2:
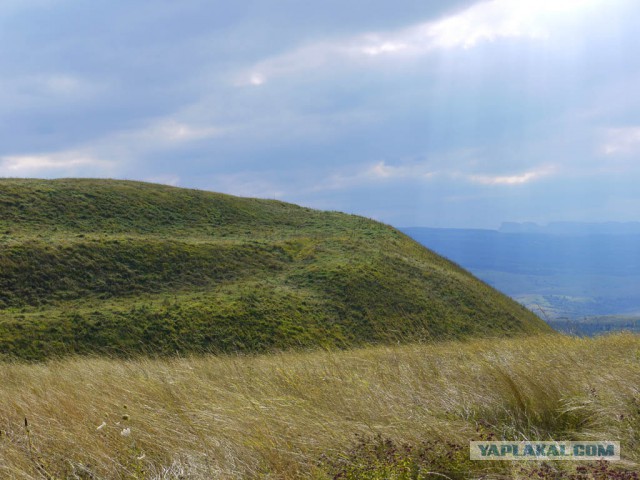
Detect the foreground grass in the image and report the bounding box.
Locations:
[0,333,638,479]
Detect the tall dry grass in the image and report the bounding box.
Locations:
[0,333,638,479]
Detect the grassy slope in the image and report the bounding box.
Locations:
[0,334,638,479]
[0,178,551,360]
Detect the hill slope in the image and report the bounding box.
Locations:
[0,179,552,360]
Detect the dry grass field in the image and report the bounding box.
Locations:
[0,333,638,479]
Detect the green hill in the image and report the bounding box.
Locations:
[0,178,552,360]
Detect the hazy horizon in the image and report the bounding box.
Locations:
[402,220,640,231]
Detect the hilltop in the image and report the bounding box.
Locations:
[0,179,551,360]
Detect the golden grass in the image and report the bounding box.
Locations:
[0,333,638,479]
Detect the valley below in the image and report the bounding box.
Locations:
[403,226,640,336]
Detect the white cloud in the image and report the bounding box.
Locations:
[92,117,227,160]
[0,114,229,182]
[0,152,114,177]
[234,40,343,86]
[426,1,546,50]
[423,0,604,51]
[241,156,558,208]
[236,0,603,85]
[469,165,556,185]
[368,161,436,180]
[197,160,438,201]
[310,160,437,192]
[249,74,265,86]
[361,41,409,57]
[320,161,556,190]
[139,120,225,143]
[371,0,604,52]
[601,127,640,156]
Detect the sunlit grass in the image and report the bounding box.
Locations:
[0,333,638,478]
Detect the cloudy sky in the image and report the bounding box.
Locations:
[2,0,639,228]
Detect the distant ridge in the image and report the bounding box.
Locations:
[499,221,640,235]
[0,179,552,360]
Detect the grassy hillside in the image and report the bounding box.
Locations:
[0,334,638,479]
[0,178,551,360]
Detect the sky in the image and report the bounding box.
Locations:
[1,0,640,228]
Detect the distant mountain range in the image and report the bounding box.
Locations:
[402,224,640,335]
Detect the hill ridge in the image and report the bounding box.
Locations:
[0,178,552,360]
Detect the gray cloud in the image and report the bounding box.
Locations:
[1,0,639,227]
